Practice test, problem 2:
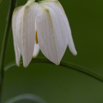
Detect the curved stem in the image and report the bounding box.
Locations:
[5,94,47,103]
[5,58,103,83]
[0,0,17,102]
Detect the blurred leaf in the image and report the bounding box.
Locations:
[0,0,3,5]
[5,94,47,103]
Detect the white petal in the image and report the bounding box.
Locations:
[13,4,38,67]
[12,6,23,66]
[56,2,77,55]
[21,4,38,67]
[41,1,77,55]
[36,5,68,65]
[33,15,40,58]
[33,43,39,58]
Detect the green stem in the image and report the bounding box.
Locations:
[0,0,17,102]
[5,94,47,103]
[5,58,103,83]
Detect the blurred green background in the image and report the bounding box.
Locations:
[0,0,103,103]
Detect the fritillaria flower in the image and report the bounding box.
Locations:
[12,0,77,67]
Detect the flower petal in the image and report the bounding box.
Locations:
[36,5,68,65]
[12,3,38,67]
[21,4,38,67]
[56,2,77,55]
[41,1,77,55]
[33,43,39,58]
[12,6,23,66]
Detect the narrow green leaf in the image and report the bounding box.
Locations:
[5,94,47,103]
[5,58,103,82]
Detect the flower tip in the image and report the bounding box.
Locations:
[23,58,32,68]
[55,62,60,66]
[23,65,28,68]
[16,63,20,67]
[23,62,29,68]
[73,51,77,56]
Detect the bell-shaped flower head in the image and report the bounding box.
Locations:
[12,0,77,67]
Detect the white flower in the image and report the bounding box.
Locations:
[12,0,77,67]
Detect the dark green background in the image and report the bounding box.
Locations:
[0,0,103,103]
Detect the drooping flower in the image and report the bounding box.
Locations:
[12,0,77,67]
